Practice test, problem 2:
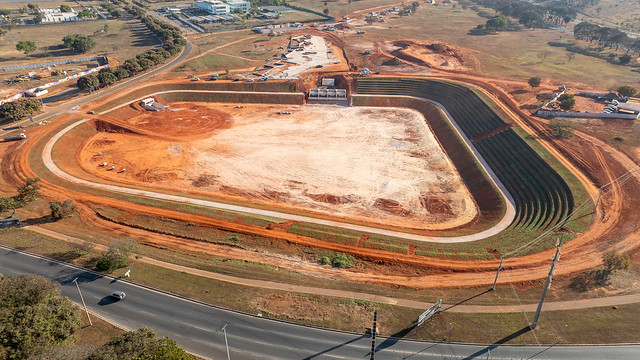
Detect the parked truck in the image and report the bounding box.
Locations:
[3,133,26,142]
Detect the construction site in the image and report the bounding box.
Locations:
[2,1,640,349]
[82,102,478,231]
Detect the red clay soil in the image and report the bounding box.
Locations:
[3,71,640,289]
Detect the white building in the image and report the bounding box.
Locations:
[41,8,79,22]
[195,0,230,15]
[226,0,250,13]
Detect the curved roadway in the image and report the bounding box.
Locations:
[2,245,638,360]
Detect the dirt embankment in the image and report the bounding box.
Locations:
[4,67,640,289]
[388,40,467,71]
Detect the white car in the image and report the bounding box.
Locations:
[110,291,126,300]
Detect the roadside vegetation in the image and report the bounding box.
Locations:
[0,177,41,217]
[0,98,42,122]
[1,226,640,345]
[0,274,191,359]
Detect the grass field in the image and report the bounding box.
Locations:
[359,5,640,89]
[174,33,291,75]
[0,19,159,67]
[173,54,261,75]
[578,0,640,33]
[290,0,400,18]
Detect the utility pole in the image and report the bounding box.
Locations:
[491,255,504,291]
[369,310,377,360]
[530,236,563,329]
[594,186,604,214]
[221,324,230,360]
[72,277,92,326]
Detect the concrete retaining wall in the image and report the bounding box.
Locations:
[537,110,638,120]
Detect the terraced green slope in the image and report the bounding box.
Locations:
[356,77,573,230]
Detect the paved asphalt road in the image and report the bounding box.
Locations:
[1,245,638,359]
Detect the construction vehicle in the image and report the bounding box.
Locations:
[3,133,26,142]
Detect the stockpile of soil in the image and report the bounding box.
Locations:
[388,40,466,71]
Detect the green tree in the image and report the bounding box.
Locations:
[62,34,77,48]
[0,177,41,215]
[109,8,122,18]
[103,23,109,33]
[16,40,36,55]
[0,197,20,216]
[618,54,632,65]
[0,274,82,359]
[27,3,40,13]
[49,199,77,220]
[617,85,637,97]
[70,34,95,53]
[557,93,576,110]
[528,76,542,89]
[98,71,117,86]
[0,98,42,121]
[485,15,508,30]
[0,9,11,16]
[519,10,543,28]
[95,241,135,272]
[122,58,142,74]
[323,8,329,15]
[90,328,195,360]
[77,9,96,18]
[603,250,630,272]
[137,58,153,70]
[331,253,355,268]
[33,13,44,24]
[60,4,72,12]
[113,67,131,80]
[77,74,99,91]
[14,177,41,204]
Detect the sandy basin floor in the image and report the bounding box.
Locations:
[81,103,478,230]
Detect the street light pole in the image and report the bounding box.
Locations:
[222,324,230,360]
[72,277,92,326]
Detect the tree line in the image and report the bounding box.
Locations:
[0,274,195,359]
[0,98,42,122]
[1,6,186,118]
[462,0,578,30]
[574,22,640,54]
[77,15,186,91]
